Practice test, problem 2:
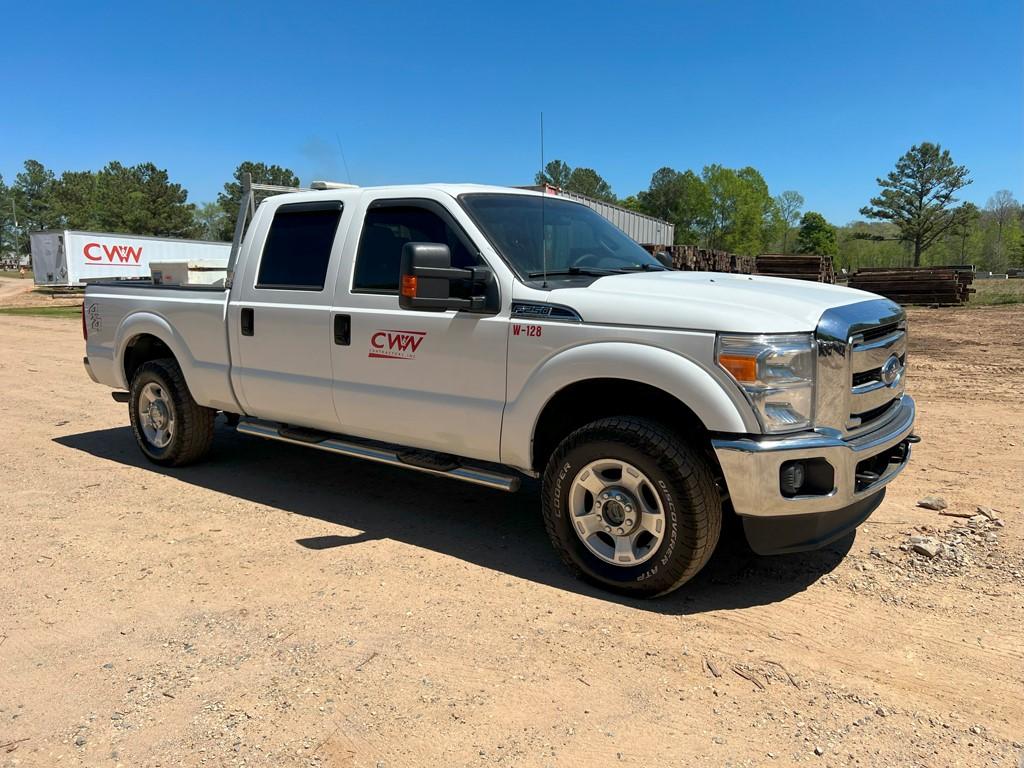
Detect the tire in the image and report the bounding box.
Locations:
[542,417,722,597]
[128,358,215,467]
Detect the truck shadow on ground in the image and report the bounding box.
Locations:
[56,423,852,615]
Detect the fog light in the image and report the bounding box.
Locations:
[780,461,806,496]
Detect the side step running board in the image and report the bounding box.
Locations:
[236,418,521,493]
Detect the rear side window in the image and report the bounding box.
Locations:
[353,205,477,293]
[256,202,344,290]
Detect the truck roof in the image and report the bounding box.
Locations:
[262,183,548,206]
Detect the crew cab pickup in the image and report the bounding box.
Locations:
[83,183,917,596]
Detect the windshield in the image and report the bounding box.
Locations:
[459,193,666,279]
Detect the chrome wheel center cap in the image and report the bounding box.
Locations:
[150,401,168,429]
[597,488,638,533]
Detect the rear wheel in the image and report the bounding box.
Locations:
[128,358,215,466]
[542,416,721,597]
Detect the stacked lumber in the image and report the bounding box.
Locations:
[755,254,836,283]
[847,266,975,305]
[639,245,754,274]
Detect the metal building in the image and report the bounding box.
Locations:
[519,184,675,247]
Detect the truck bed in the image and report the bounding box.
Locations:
[83,281,240,412]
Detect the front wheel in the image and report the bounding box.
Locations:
[128,358,215,466]
[542,417,722,597]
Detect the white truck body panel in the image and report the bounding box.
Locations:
[31,230,230,286]
[83,182,915,561]
[84,286,236,412]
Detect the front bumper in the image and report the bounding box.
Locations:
[712,395,916,552]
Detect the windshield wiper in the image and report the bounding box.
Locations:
[616,263,668,272]
[526,267,615,278]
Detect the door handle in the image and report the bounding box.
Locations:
[241,308,254,336]
[334,314,351,346]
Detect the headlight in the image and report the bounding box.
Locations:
[717,333,816,433]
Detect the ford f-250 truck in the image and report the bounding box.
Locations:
[82,183,917,597]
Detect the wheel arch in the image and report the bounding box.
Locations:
[500,342,757,473]
[115,312,193,392]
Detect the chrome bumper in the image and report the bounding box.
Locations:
[712,394,915,518]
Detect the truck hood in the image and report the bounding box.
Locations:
[543,272,882,334]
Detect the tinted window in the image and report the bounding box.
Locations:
[256,203,343,290]
[353,205,477,292]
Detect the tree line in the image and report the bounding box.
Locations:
[2,146,1021,273]
[0,160,298,255]
[538,145,1022,272]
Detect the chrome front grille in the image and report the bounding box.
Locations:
[815,299,908,437]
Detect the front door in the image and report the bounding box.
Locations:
[329,195,509,463]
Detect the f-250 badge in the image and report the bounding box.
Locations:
[368,329,426,360]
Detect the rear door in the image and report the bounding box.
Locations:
[228,198,350,431]
[329,192,509,463]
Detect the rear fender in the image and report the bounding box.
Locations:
[115,312,199,395]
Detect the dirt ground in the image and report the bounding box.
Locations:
[1,290,1022,767]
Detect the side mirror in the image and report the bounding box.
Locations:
[399,242,494,313]
[654,251,674,269]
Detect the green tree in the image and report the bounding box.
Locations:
[700,165,776,254]
[774,190,804,253]
[637,167,710,244]
[950,202,980,266]
[192,201,227,241]
[796,211,838,255]
[52,170,99,230]
[534,159,573,188]
[12,159,59,233]
[985,190,1020,269]
[859,142,972,266]
[216,161,300,240]
[564,167,615,202]
[0,174,12,255]
[617,195,642,212]
[87,162,196,237]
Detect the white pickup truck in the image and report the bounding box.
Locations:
[82,183,917,597]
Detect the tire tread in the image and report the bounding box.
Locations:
[541,416,722,597]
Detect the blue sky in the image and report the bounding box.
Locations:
[1,0,1021,224]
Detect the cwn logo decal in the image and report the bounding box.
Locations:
[368,329,426,360]
[83,242,144,265]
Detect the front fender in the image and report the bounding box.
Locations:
[500,341,759,470]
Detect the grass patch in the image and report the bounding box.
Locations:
[0,305,81,319]
[0,269,33,279]
[970,279,1024,306]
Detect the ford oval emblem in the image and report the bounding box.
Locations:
[880,354,903,387]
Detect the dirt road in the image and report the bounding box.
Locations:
[0,277,33,303]
[1,307,1021,767]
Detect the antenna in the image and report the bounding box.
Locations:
[540,111,547,288]
[335,133,353,184]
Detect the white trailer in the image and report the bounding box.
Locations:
[30,230,230,287]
